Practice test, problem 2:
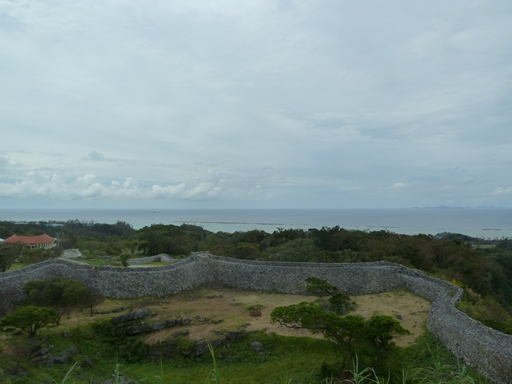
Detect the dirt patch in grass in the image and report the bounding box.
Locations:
[351,290,431,346]
[65,285,430,347]
[8,285,429,350]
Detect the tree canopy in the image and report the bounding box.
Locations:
[0,305,60,337]
[271,278,409,372]
[0,242,23,272]
[23,277,89,308]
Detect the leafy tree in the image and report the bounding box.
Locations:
[119,253,131,267]
[18,248,54,265]
[496,239,512,251]
[271,300,407,353]
[271,277,408,375]
[270,228,309,246]
[265,237,319,262]
[0,242,24,272]
[136,224,194,256]
[23,277,89,308]
[271,302,365,353]
[327,292,355,315]
[458,293,512,334]
[223,242,262,260]
[309,226,360,252]
[0,306,60,336]
[305,277,355,315]
[364,314,409,350]
[60,279,89,308]
[305,277,339,296]
[83,286,105,316]
[233,230,271,250]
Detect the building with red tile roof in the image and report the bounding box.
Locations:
[4,234,56,250]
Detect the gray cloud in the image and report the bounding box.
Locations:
[0,156,9,170]
[0,0,511,208]
[87,151,105,161]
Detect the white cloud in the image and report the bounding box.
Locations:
[148,184,186,199]
[492,187,512,195]
[0,171,226,201]
[392,183,407,189]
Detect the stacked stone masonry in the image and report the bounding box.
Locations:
[127,254,174,265]
[0,252,510,383]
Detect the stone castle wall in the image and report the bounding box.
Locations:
[127,254,174,265]
[0,252,510,383]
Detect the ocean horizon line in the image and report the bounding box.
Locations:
[1,207,511,239]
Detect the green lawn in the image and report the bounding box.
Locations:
[7,262,29,271]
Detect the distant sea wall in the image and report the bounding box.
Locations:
[0,252,510,383]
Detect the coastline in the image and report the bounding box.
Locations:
[0,208,511,238]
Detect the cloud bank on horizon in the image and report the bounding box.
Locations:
[1,0,511,209]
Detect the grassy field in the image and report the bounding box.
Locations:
[0,330,484,384]
[0,286,486,384]
[6,262,29,272]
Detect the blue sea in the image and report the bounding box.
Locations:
[1,208,512,239]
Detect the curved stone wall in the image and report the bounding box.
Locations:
[0,252,510,383]
[127,254,174,265]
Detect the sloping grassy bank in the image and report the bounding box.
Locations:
[0,330,340,383]
[0,327,487,384]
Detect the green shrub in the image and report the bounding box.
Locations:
[23,277,88,308]
[119,253,131,267]
[245,304,264,311]
[0,305,60,337]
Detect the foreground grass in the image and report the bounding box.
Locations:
[0,330,340,383]
[0,329,487,384]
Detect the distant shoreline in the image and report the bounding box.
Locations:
[1,208,511,238]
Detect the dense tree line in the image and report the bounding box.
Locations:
[0,220,135,269]
[1,219,511,330]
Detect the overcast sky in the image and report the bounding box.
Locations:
[1,0,511,209]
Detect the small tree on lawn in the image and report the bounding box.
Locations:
[0,306,60,337]
[271,279,409,350]
[119,253,131,267]
[271,277,409,378]
[83,286,105,316]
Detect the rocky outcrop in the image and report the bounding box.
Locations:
[122,318,191,336]
[29,344,78,367]
[146,329,253,361]
[111,309,149,325]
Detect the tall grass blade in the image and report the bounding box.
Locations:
[50,361,79,384]
[152,358,164,383]
[205,341,221,384]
